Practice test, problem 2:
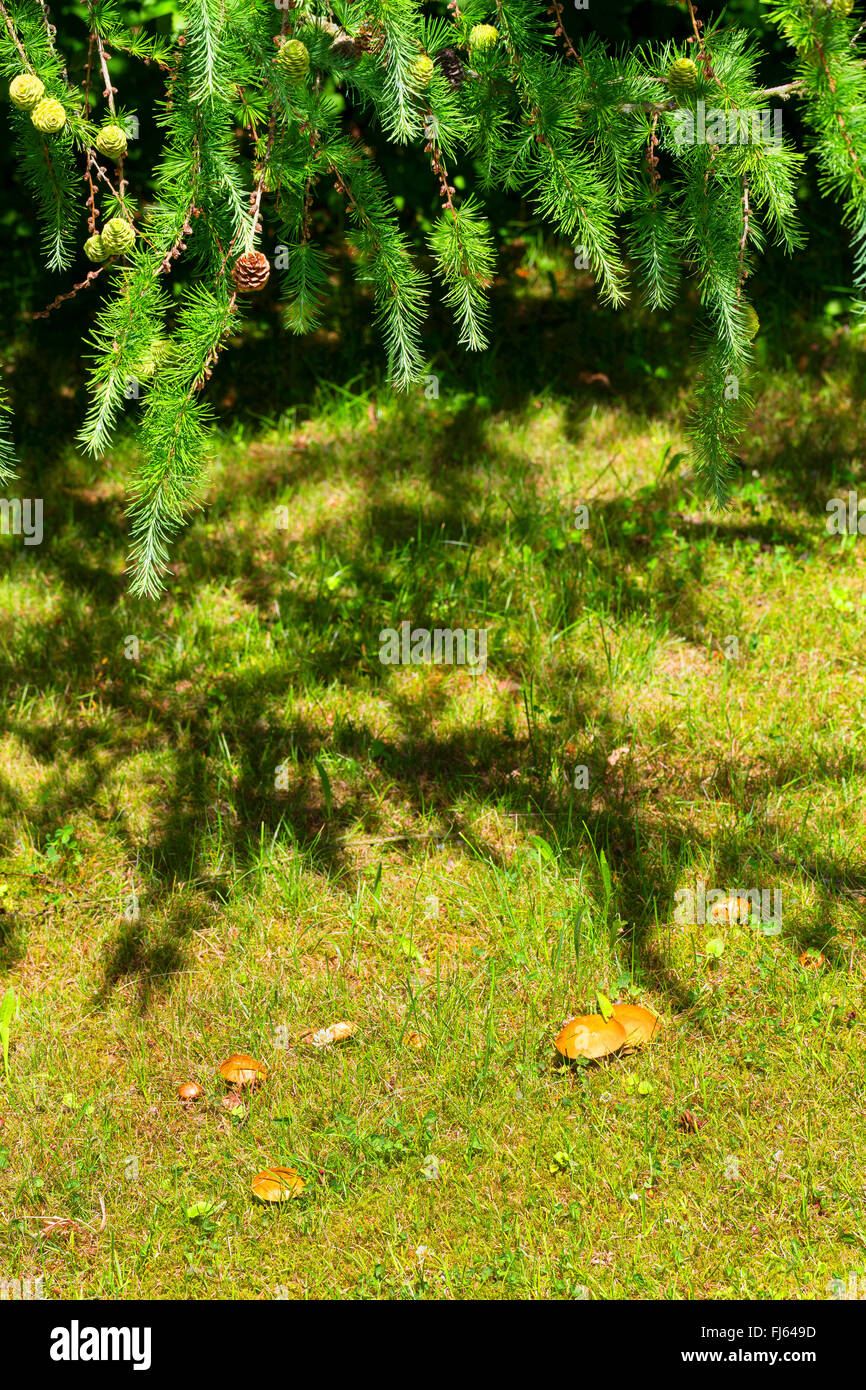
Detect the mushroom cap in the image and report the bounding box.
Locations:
[305,1020,357,1047]
[611,1003,661,1046]
[709,896,752,924]
[177,1081,203,1101]
[251,1167,305,1202]
[219,1053,268,1087]
[328,1020,355,1042]
[555,1013,627,1059]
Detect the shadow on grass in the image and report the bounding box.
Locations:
[1,284,864,1007]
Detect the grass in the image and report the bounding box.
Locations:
[0,251,865,1300]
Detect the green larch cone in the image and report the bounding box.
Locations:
[101,217,136,256]
[667,58,699,97]
[275,39,310,80]
[9,74,45,111]
[30,97,66,133]
[411,54,435,87]
[742,304,760,339]
[469,24,499,51]
[136,339,173,379]
[96,124,128,159]
[84,234,106,263]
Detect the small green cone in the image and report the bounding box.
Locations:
[469,24,499,52]
[411,54,435,87]
[101,217,136,257]
[9,74,45,111]
[275,39,310,80]
[30,97,66,133]
[667,57,699,97]
[742,304,760,340]
[96,124,128,159]
[136,339,172,380]
[84,234,106,264]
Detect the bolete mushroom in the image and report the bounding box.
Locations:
[555,1013,627,1060]
[251,1166,305,1202]
[611,1003,661,1046]
[219,1054,268,1088]
[178,1081,203,1103]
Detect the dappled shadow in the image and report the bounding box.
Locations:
[1,283,864,1014]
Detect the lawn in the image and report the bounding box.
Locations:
[0,256,864,1300]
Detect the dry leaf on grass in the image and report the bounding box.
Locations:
[606,745,630,768]
[23,1194,107,1242]
[798,949,826,969]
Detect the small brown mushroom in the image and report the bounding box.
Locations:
[219,1054,268,1088]
[177,1081,203,1103]
[555,1013,626,1060]
[710,896,752,924]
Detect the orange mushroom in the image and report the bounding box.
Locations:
[177,1081,203,1103]
[251,1167,305,1202]
[219,1054,268,1088]
[555,1013,627,1060]
[710,896,752,924]
[611,1003,661,1046]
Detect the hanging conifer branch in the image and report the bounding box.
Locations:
[0,0,30,69]
[0,385,19,485]
[33,263,104,318]
[1,0,864,594]
[546,1,578,63]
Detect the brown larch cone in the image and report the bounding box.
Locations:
[331,34,360,63]
[232,251,270,292]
